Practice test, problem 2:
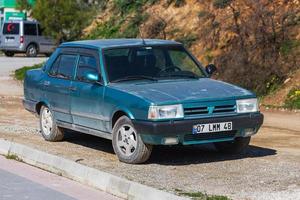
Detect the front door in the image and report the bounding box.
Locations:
[70,50,106,131]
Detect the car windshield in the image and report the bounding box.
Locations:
[104,46,206,82]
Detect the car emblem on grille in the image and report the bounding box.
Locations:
[208,106,214,114]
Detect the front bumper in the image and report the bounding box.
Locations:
[133,113,264,145]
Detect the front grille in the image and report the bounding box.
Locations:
[213,105,236,113]
[184,131,236,142]
[184,104,236,117]
[184,106,208,115]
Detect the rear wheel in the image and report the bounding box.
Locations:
[4,51,15,57]
[214,137,251,154]
[112,116,152,164]
[26,44,38,57]
[40,106,64,142]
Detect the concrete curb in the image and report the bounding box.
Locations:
[0,139,188,200]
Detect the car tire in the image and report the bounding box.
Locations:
[26,44,38,57]
[112,116,152,164]
[39,105,64,142]
[4,51,15,57]
[214,137,251,154]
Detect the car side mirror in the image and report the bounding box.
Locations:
[84,72,100,83]
[205,64,217,77]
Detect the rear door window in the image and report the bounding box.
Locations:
[3,23,20,34]
[49,54,77,79]
[24,24,37,36]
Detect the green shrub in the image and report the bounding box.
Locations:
[176,190,231,200]
[176,34,198,48]
[113,0,156,15]
[86,17,121,39]
[284,87,300,109]
[166,0,186,7]
[198,10,210,18]
[15,63,44,81]
[87,0,151,40]
[280,40,300,57]
[213,0,233,9]
[121,13,148,38]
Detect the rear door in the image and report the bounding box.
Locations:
[43,49,78,123]
[1,22,20,48]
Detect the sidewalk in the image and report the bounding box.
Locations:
[0,156,118,200]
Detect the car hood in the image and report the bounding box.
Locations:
[110,78,254,104]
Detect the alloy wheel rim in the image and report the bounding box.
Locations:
[41,108,53,136]
[29,47,36,56]
[117,124,137,157]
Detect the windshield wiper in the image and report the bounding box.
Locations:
[111,75,157,83]
[159,73,199,79]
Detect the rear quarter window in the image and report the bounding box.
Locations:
[3,23,20,34]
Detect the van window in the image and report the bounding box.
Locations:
[3,23,20,34]
[24,24,37,36]
[38,24,43,36]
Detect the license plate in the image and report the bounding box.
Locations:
[5,38,15,43]
[193,122,232,134]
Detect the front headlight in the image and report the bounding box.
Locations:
[148,104,184,120]
[236,98,259,113]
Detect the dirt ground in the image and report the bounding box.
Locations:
[0,57,300,200]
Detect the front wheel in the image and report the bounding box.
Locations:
[40,106,64,142]
[112,116,152,164]
[214,137,251,154]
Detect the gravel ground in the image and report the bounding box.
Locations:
[0,57,300,200]
[1,95,300,200]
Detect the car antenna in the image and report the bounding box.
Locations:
[142,38,146,45]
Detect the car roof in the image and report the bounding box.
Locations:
[60,39,182,50]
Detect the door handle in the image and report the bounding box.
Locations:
[69,86,77,91]
[43,81,50,86]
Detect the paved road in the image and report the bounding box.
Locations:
[0,56,46,96]
[0,56,46,76]
[0,156,119,200]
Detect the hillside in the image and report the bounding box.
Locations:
[84,0,300,107]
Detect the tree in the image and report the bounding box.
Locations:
[198,0,300,95]
[17,0,96,43]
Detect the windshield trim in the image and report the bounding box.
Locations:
[102,44,208,84]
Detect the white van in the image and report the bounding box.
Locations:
[0,20,56,57]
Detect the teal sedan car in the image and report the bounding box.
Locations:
[23,39,263,164]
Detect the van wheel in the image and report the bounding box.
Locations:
[4,51,15,57]
[40,106,64,142]
[214,137,251,154]
[112,116,152,164]
[26,44,38,57]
